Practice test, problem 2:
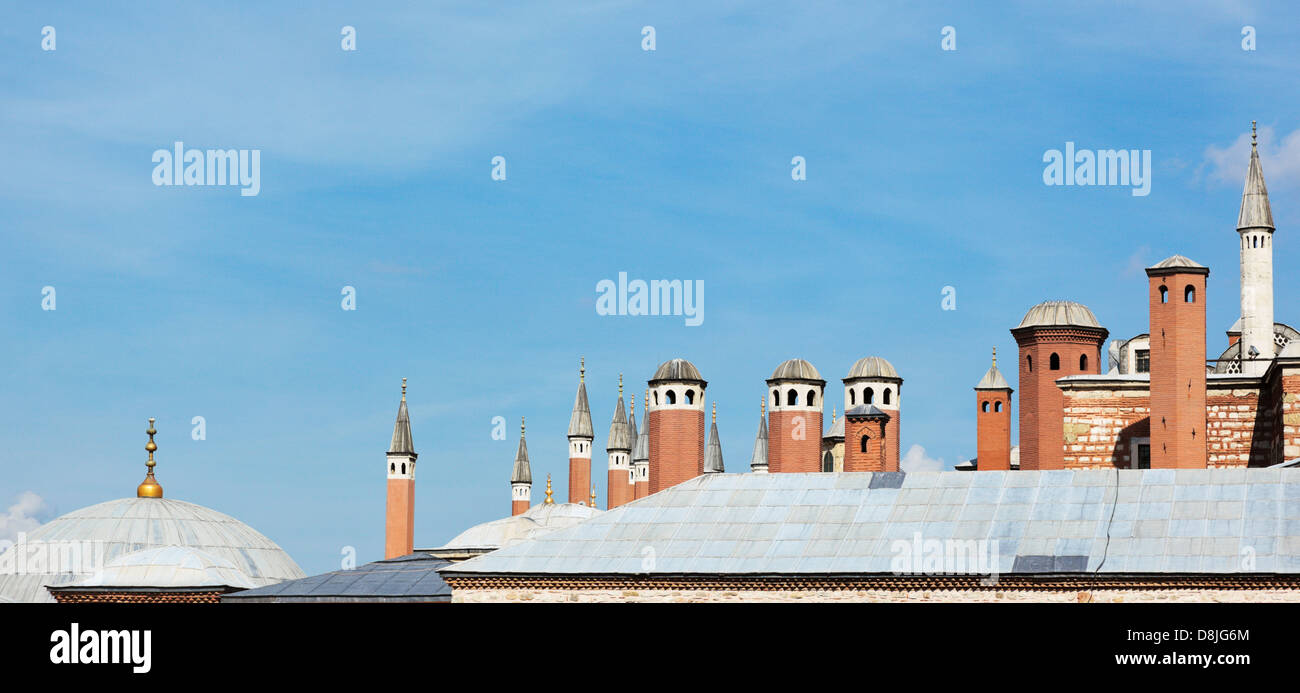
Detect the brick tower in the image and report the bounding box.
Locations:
[567,358,594,504]
[511,417,531,516]
[1238,121,1276,376]
[766,359,825,473]
[605,375,634,509]
[1147,255,1209,469]
[750,399,769,473]
[647,358,706,493]
[974,347,1013,471]
[1011,301,1108,470]
[843,405,890,472]
[843,357,902,471]
[632,389,650,498]
[385,378,417,559]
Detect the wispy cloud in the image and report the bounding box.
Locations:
[1201,124,1300,190]
[901,444,949,472]
[0,492,49,543]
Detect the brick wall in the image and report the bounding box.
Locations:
[975,390,1012,470]
[649,409,704,493]
[769,410,822,473]
[1013,326,1108,470]
[385,478,414,559]
[1147,268,1207,468]
[843,415,888,472]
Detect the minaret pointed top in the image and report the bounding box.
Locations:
[388,379,416,456]
[567,360,594,439]
[1239,120,1275,231]
[512,416,531,484]
[136,417,163,498]
[704,403,724,473]
[750,400,769,472]
[607,379,632,451]
[632,390,650,463]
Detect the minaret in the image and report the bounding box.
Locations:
[1147,255,1209,468]
[385,378,417,559]
[647,358,707,493]
[626,394,639,500]
[511,417,531,516]
[750,399,769,473]
[1238,121,1276,376]
[567,358,595,504]
[606,374,633,509]
[766,359,825,473]
[704,402,724,474]
[974,348,1013,471]
[632,389,650,498]
[136,418,163,498]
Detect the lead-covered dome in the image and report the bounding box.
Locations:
[845,356,899,380]
[0,497,304,603]
[651,358,704,383]
[769,358,822,381]
[1016,300,1101,329]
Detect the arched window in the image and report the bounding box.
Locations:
[822,452,834,472]
[807,390,816,406]
[773,389,780,407]
[1050,353,1060,370]
[401,463,406,474]
[982,401,990,412]
[849,389,856,405]
[865,387,875,404]
[1027,355,1033,372]
[1159,285,1168,303]
[1185,285,1195,303]
[390,463,395,473]
[883,389,892,405]
[994,401,1003,412]
[1079,354,1088,370]
[860,435,869,453]
[685,389,694,404]
[787,389,797,406]
[654,391,660,405]
[666,390,676,405]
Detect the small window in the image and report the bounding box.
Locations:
[685,389,694,404]
[807,390,816,406]
[849,388,856,405]
[1135,349,1150,373]
[1027,355,1033,372]
[390,463,395,473]
[883,389,891,405]
[1049,353,1060,370]
[666,390,676,405]
[787,389,797,406]
[865,387,874,404]
[401,463,406,474]
[860,435,869,453]
[1184,285,1195,303]
[994,401,1003,412]
[773,389,779,407]
[981,401,989,412]
[1159,285,1168,303]
[822,452,834,473]
[1079,354,1088,370]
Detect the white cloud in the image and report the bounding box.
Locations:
[901,444,949,472]
[1201,125,1300,190]
[0,492,49,543]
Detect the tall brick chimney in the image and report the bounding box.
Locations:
[843,405,890,472]
[766,359,825,473]
[385,378,417,559]
[1011,301,1108,470]
[1147,255,1209,469]
[647,359,706,493]
[842,357,902,471]
[974,348,1014,471]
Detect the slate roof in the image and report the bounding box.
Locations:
[441,469,1300,577]
[223,554,452,603]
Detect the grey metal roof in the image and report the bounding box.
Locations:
[823,413,844,440]
[845,356,898,380]
[704,418,724,473]
[606,391,633,451]
[389,398,415,455]
[1148,254,1207,271]
[975,363,1011,390]
[1239,134,1275,231]
[441,468,1300,577]
[769,358,823,382]
[568,378,594,439]
[1016,300,1102,329]
[650,358,705,384]
[511,427,531,485]
[750,410,768,471]
[222,553,453,603]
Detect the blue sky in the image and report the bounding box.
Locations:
[3,1,1300,575]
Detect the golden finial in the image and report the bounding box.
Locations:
[992,346,997,368]
[136,418,163,499]
[630,393,636,417]
[544,474,554,504]
[618,372,623,397]
[761,397,766,415]
[579,357,585,383]
[712,401,717,424]
[1252,120,1258,146]
[401,377,407,401]
[831,406,837,424]
[591,485,597,508]
[645,388,650,410]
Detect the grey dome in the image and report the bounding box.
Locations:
[651,358,704,383]
[68,546,255,590]
[845,356,899,380]
[434,503,603,553]
[0,497,304,603]
[1016,300,1102,329]
[1148,254,1206,271]
[769,359,823,381]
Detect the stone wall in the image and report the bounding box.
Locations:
[452,587,1300,603]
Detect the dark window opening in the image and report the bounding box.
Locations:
[1049,353,1060,370]
[1135,349,1150,373]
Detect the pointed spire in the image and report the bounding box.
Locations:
[512,416,531,484]
[544,474,554,504]
[136,418,163,498]
[567,359,594,439]
[750,399,769,473]
[1239,120,1275,231]
[607,375,632,452]
[704,402,724,473]
[389,378,416,455]
[975,347,1012,390]
[632,389,650,464]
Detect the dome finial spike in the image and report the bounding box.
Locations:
[137,417,163,498]
[590,485,597,508]
[544,474,554,504]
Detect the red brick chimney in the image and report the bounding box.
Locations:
[1146,256,1209,469]
[843,405,890,472]
[974,348,1013,471]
